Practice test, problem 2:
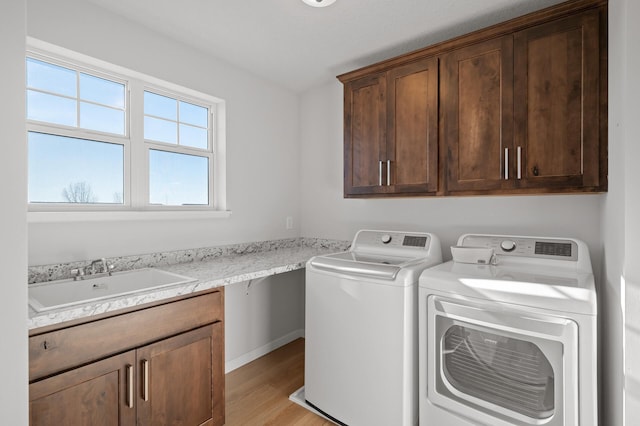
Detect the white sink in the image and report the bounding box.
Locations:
[29,268,197,313]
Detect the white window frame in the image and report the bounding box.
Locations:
[26,38,229,222]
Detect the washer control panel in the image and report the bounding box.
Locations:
[460,235,578,261]
[352,230,433,254]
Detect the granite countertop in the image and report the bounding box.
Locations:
[28,238,349,330]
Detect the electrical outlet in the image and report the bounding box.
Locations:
[286,216,293,229]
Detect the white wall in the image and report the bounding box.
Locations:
[27,0,301,266]
[601,0,626,424]
[0,0,28,423]
[299,81,604,270]
[623,0,640,423]
[224,270,305,372]
[26,0,304,368]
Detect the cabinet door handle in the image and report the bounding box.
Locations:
[386,160,392,186]
[504,148,509,180]
[142,359,149,402]
[378,160,383,186]
[126,364,134,408]
[517,146,522,180]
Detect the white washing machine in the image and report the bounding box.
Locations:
[418,234,597,426]
[304,230,442,426]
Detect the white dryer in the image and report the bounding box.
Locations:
[304,230,442,426]
[418,234,597,426]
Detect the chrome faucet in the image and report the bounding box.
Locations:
[89,258,109,275]
[71,258,115,280]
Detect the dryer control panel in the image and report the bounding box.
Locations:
[460,235,578,261]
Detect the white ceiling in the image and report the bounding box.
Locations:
[86,0,566,93]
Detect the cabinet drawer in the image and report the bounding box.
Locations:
[30,290,223,381]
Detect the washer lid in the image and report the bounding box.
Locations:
[419,261,596,315]
[309,251,413,280]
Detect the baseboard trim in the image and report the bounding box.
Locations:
[225,329,305,373]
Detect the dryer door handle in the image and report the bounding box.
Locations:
[432,297,577,338]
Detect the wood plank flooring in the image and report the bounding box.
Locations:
[225,338,334,425]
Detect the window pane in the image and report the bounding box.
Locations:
[26,58,76,97]
[144,91,177,120]
[149,150,208,205]
[28,132,124,204]
[179,101,208,127]
[80,73,125,108]
[81,102,125,135]
[144,116,177,144]
[179,124,208,149]
[27,90,77,127]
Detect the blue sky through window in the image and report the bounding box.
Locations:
[28,132,124,204]
[144,91,209,149]
[26,58,125,136]
[149,149,209,205]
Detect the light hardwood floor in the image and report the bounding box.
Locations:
[225,338,334,425]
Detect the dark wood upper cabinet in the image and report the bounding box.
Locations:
[513,9,603,190]
[339,0,607,197]
[387,58,439,194]
[442,36,514,192]
[343,57,438,197]
[343,73,387,195]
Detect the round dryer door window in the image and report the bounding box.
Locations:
[442,324,555,419]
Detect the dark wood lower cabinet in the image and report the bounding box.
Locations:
[30,351,136,426]
[137,324,223,426]
[29,290,225,426]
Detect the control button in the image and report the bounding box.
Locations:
[500,240,516,252]
[381,234,392,244]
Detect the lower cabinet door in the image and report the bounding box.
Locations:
[136,323,223,426]
[29,350,137,426]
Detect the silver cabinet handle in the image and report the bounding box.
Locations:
[378,160,383,186]
[126,364,134,408]
[517,146,522,180]
[386,160,391,186]
[142,359,149,402]
[504,148,509,180]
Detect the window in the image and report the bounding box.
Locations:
[28,132,124,204]
[144,91,212,206]
[27,58,126,134]
[26,41,226,218]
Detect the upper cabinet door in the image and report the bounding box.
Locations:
[344,73,388,196]
[514,9,603,190]
[442,36,515,193]
[387,57,439,194]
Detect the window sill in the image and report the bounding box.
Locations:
[28,210,232,223]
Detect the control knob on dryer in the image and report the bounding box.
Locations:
[381,234,392,244]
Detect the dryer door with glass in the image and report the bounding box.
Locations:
[427,296,579,426]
